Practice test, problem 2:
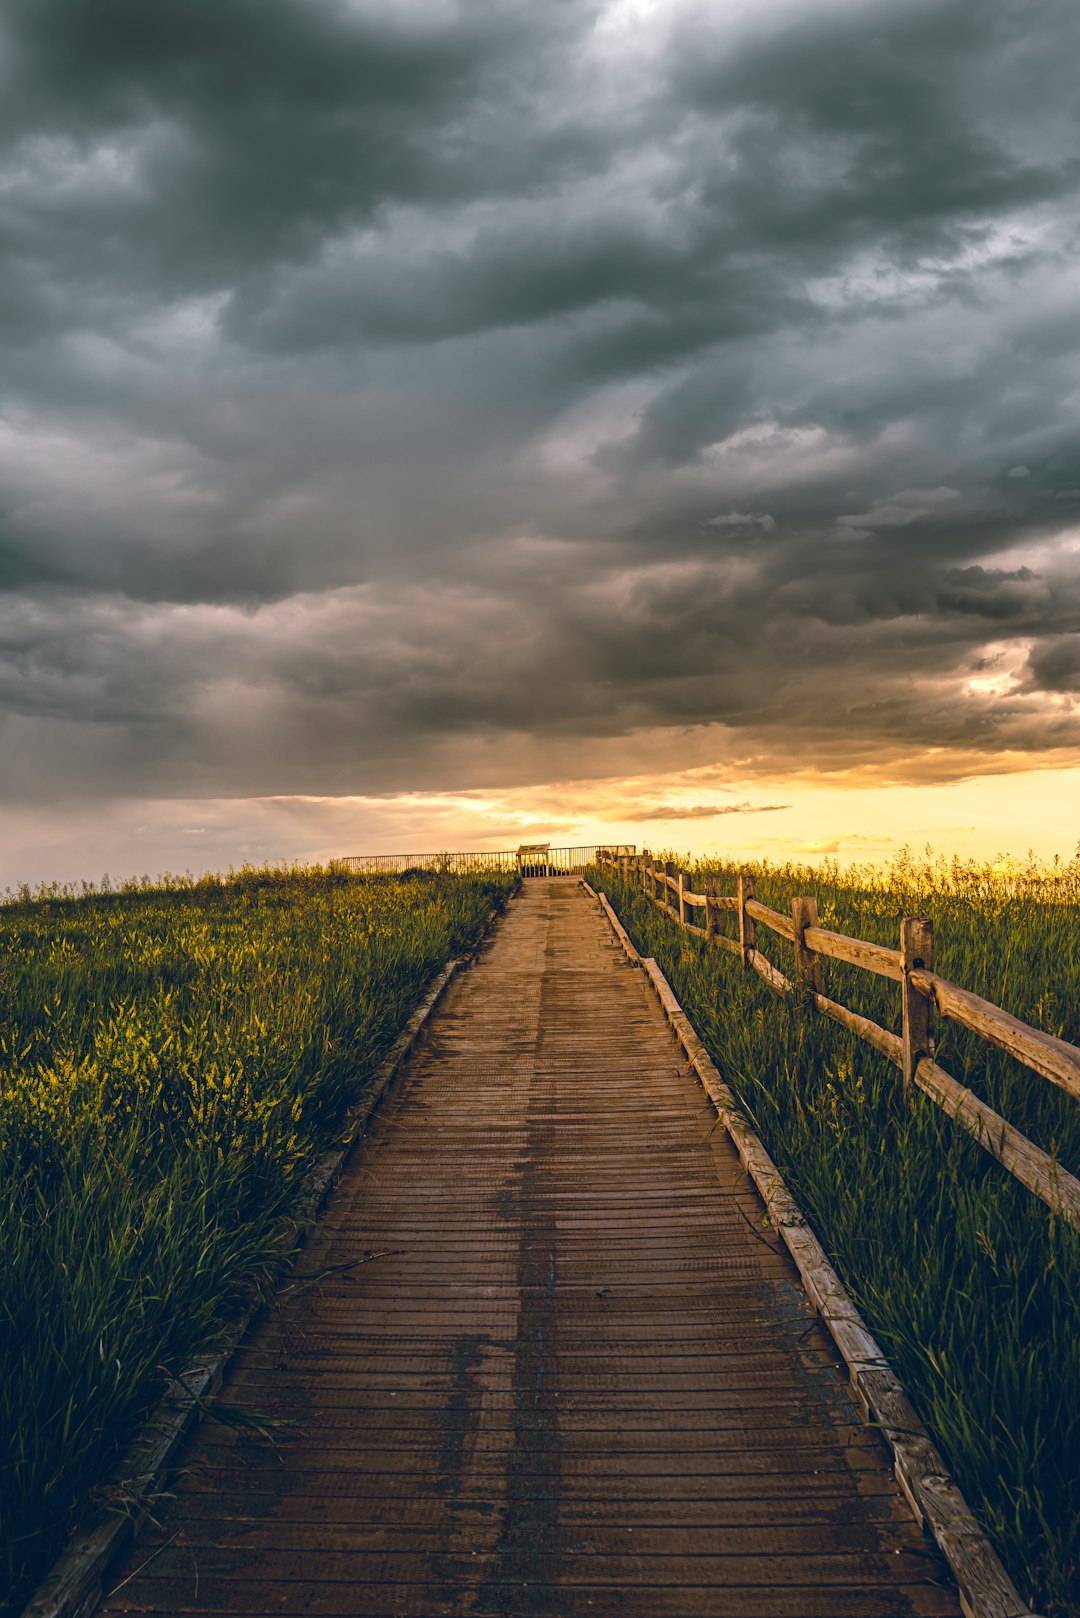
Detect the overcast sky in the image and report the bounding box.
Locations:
[2,0,1079,884]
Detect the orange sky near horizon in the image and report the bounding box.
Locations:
[2,759,1077,892]
[296,762,1080,871]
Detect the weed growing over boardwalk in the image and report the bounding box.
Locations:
[0,865,515,1615]
[592,854,1080,1618]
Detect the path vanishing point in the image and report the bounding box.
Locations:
[98,878,962,1618]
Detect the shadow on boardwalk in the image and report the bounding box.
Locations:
[97,879,960,1618]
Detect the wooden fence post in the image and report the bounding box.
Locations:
[738,873,756,962]
[665,861,677,915]
[678,869,687,927]
[901,917,934,1084]
[705,873,722,939]
[792,896,825,994]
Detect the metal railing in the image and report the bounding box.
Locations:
[341,844,635,877]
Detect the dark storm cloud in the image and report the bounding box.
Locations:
[1,0,1079,805]
[1024,636,1080,694]
[0,0,575,307]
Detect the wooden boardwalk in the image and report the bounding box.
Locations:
[98,879,960,1618]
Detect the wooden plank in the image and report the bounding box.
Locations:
[802,926,903,983]
[812,995,901,1063]
[909,969,1080,1103]
[745,898,796,942]
[92,1577,963,1618]
[912,1056,1080,1231]
[748,949,792,995]
[595,889,641,964]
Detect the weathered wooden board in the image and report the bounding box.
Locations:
[745,897,797,942]
[909,968,1080,1102]
[912,1056,1080,1227]
[803,925,903,982]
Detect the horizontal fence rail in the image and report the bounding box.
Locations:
[596,850,1080,1232]
[342,845,635,877]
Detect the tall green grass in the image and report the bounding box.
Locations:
[0,865,516,1616]
[591,852,1080,1618]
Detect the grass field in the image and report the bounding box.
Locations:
[0,864,515,1616]
[591,851,1080,1618]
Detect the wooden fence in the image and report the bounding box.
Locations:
[596,850,1080,1232]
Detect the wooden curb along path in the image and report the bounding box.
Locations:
[79,879,1023,1617]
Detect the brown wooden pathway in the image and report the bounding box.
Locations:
[99,879,960,1618]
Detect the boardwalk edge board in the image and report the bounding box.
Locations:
[587,883,642,965]
[20,897,512,1618]
[586,881,1041,1618]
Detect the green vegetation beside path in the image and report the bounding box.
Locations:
[591,854,1080,1618]
[0,864,516,1616]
